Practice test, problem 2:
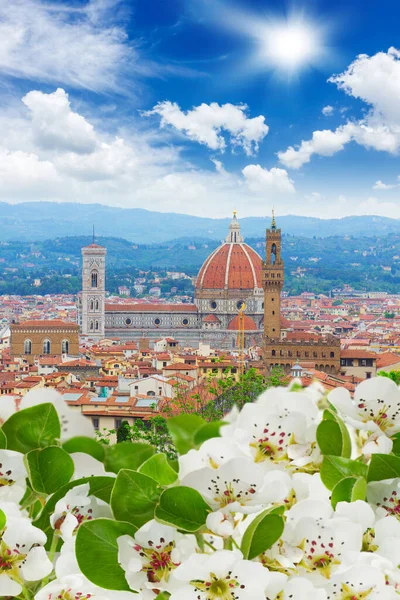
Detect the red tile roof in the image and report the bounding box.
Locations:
[203,314,221,323]
[376,352,400,368]
[227,315,258,331]
[341,350,377,359]
[196,243,262,290]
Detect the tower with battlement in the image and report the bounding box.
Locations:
[262,212,340,374]
[262,210,284,339]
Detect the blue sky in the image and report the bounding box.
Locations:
[1,0,400,219]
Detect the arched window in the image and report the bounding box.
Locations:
[90,321,94,331]
[90,300,94,311]
[330,351,335,358]
[95,300,99,311]
[61,340,69,354]
[24,339,32,354]
[147,391,156,397]
[95,321,99,331]
[43,339,51,355]
[271,243,277,265]
[91,271,98,288]
[271,349,276,357]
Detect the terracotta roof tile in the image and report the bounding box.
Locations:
[196,243,262,290]
[227,315,258,331]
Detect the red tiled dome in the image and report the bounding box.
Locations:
[203,314,221,323]
[196,243,262,290]
[227,315,258,331]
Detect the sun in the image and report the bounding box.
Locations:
[253,13,330,76]
[264,21,320,70]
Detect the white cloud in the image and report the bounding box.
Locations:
[211,159,227,175]
[0,88,292,217]
[279,47,400,169]
[9,87,400,220]
[0,148,59,198]
[242,164,295,193]
[278,126,351,168]
[22,89,97,153]
[0,0,136,92]
[373,180,396,190]
[322,105,334,116]
[329,47,400,125]
[145,101,269,155]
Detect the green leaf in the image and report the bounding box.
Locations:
[155,486,210,532]
[391,433,400,456]
[138,454,178,486]
[367,453,400,482]
[0,428,6,449]
[193,421,226,447]
[2,403,60,453]
[25,446,74,495]
[317,412,351,458]
[320,456,368,491]
[241,509,284,560]
[104,442,155,474]
[76,518,137,591]
[168,458,179,473]
[331,476,367,509]
[167,414,205,455]
[63,436,105,462]
[111,469,160,528]
[0,508,6,530]
[155,594,170,600]
[34,476,115,543]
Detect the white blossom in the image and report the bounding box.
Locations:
[0,502,52,597]
[0,450,27,503]
[170,549,271,600]
[181,457,290,514]
[330,377,400,437]
[50,483,112,540]
[118,519,196,594]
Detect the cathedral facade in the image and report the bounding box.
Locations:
[79,214,264,349]
[78,213,341,372]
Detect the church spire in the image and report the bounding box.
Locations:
[271,207,277,231]
[226,210,244,243]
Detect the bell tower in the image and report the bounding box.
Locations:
[81,240,106,339]
[262,210,284,339]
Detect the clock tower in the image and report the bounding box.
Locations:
[262,210,284,339]
[81,242,106,339]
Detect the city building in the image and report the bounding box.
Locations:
[78,213,264,349]
[10,320,79,363]
[262,213,341,374]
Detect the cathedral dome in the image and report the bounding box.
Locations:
[195,213,262,291]
[227,314,258,331]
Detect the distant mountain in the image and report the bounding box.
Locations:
[0,202,399,243]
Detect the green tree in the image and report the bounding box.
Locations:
[378,370,400,384]
[116,420,131,443]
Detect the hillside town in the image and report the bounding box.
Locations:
[0,215,400,442]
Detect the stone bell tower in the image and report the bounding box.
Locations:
[262,210,284,339]
[81,240,106,339]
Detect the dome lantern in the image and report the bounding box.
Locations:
[226,210,244,243]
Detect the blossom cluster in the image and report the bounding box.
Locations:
[1,377,400,599]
